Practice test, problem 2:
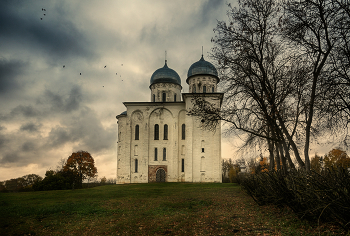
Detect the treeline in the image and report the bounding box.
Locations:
[0,150,116,192]
[0,172,116,193]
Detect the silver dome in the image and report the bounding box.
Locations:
[150,61,181,86]
[187,55,218,79]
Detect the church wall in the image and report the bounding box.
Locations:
[178,110,187,182]
[183,93,222,183]
[116,115,131,184]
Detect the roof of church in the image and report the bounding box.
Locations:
[187,55,218,80]
[150,61,181,86]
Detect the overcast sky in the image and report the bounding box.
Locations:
[1,0,246,181]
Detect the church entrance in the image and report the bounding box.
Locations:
[156,168,166,182]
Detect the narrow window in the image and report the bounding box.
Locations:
[163,148,166,161]
[154,148,158,161]
[203,86,206,93]
[193,85,196,93]
[181,159,185,172]
[202,148,205,153]
[181,124,186,140]
[212,87,215,93]
[174,94,177,102]
[154,124,159,140]
[135,159,138,173]
[162,92,166,102]
[135,125,139,140]
[153,94,156,102]
[163,124,168,140]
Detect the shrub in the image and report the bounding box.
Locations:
[240,168,350,230]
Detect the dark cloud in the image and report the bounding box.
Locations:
[1,152,21,164]
[0,135,7,150]
[0,59,27,94]
[10,105,41,118]
[0,1,95,60]
[20,122,42,133]
[46,126,71,149]
[44,107,117,152]
[21,141,37,152]
[42,85,83,113]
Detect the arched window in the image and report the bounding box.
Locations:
[203,85,206,93]
[163,148,166,161]
[193,84,196,93]
[181,159,185,172]
[135,159,138,173]
[154,148,158,161]
[153,94,156,102]
[162,92,166,102]
[181,124,186,140]
[154,124,159,140]
[174,94,177,102]
[135,125,139,140]
[163,124,168,140]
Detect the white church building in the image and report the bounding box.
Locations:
[116,55,223,184]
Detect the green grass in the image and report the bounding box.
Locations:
[0,183,347,235]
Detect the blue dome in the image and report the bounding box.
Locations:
[187,55,218,79]
[150,61,181,86]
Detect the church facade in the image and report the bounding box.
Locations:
[116,55,223,184]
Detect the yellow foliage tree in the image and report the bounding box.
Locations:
[324,148,350,170]
[310,154,322,173]
[228,165,240,183]
[259,157,269,173]
[63,151,97,187]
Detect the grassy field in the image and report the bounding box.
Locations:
[0,183,347,235]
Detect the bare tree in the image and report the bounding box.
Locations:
[189,0,308,171]
[282,0,350,170]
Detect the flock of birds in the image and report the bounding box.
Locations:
[62,64,125,87]
[40,8,46,20]
[40,8,125,87]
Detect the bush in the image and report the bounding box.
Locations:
[240,168,350,230]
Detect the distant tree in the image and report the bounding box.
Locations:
[256,157,269,174]
[324,148,350,170]
[222,158,234,182]
[228,164,240,183]
[63,151,97,188]
[4,179,21,192]
[100,176,107,184]
[310,154,323,173]
[32,170,75,191]
[21,174,42,190]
